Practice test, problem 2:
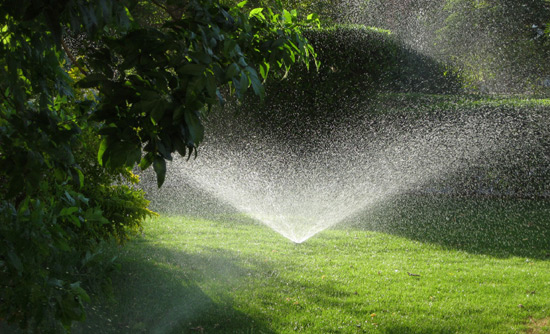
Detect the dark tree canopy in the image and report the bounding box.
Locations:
[0,0,317,331]
[341,0,550,92]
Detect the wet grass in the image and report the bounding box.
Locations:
[367,93,550,119]
[73,196,550,334]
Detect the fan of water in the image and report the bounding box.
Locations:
[141,0,550,243]
[145,110,528,243]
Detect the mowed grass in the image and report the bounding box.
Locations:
[74,196,550,334]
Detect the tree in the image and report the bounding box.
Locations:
[435,0,550,92]
[323,0,550,93]
[0,0,317,331]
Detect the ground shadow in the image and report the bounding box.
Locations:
[71,241,275,334]
[340,194,550,260]
[100,241,467,334]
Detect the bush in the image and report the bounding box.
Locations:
[0,107,154,332]
[298,25,461,94]
[227,25,461,147]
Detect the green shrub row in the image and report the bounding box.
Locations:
[301,25,462,94]
[236,25,462,141]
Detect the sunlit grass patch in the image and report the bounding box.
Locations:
[73,196,550,333]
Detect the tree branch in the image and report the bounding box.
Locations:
[150,0,168,12]
[0,85,18,111]
[61,38,88,76]
[150,0,186,21]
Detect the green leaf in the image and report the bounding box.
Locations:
[7,176,24,198]
[70,283,91,303]
[98,126,119,136]
[173,105,185,122]
[272,38,286,49]
[249,71,264,98]
[173,137,187,156]
[135,91,168,124]
[139,152,154,170]
[68,214,81,227]
[64,191,76,206]
[18,197,30,214]
[55,238,72,251]
[126,146,142,166]
[184,110,204,144]
[259,63,270,80]
[157,140,172,160]
[238,57,248,67]
[48,279,64,288]
[283,9,292,23]
[153,156,166,188]
[84,208,108,226]
[97,137,109,166]
[192,51,212,64]
[239,71,249,94]
[75,168,85,188]
[7,251,23,272]
[249,8,265,19]
[226,63,240,79]
[60,207,79,216]
[150,105,165,124]
[223,39,236,55]
[76,73,108,89]
[216,89,225,105]
[179,64,206,76]
[206,73,217,98]
[108,141,131,169]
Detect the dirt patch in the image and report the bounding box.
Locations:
[527,317,550,334]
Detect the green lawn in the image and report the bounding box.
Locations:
[73,195,550,334]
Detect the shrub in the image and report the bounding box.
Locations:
[0,105,154,332]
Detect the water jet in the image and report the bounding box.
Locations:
[140,7,550,243]
[143,101,549,243]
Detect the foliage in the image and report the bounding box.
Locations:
[84,0,318,187]
[293,0,550,94]
[227,0,340,23]
[362,0,550,93]
[236,0,550,94]
[300,25,460,93]
[435,0,550,92]
[0,97,153,331]
[0,0,317,332]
